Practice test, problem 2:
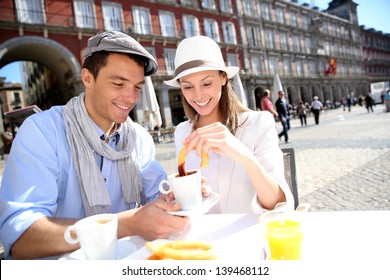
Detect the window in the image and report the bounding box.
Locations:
[280,32,289,51]
[247,25,260,47]
[251,56,261,75]
[201,0,216,10]
[283,57,292,75]
[261,2,271,21]
[144,47,156,60]
[293,35,301,52]
[204,19,220,42]
[183,15,199,37]
[308,60,316,74]
[16,0,45,24]
[276,7,285,24]
[296,59,304,76]
[268,56,278,75]
[159,11,176,37]
[305,37,311,53]
[243,0,256,17]
[13,92,21,103]
[74,0,95,28]
[265,29,275,49]
[323,41,330,55]
[301,15,309,30]
[181,0,194,5]
[290,12,297,27]
[222,22,237,44]
[322,21,328,34]
[164,49,176,75]
[331,24,337,36]
[226,53,238,67]
[220,0,233,13]
[102,2,123,31]
[132,6,152,35]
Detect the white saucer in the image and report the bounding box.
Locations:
[167,192,220,216]
[125,239,170,260]
[59,238,137,260]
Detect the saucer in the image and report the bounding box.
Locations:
[167,192,220,216]
[59,238,136,260]
[125,239,170,260]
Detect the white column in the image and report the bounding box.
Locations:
[159,87,173,128]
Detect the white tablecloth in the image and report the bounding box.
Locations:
[62,210,390,261]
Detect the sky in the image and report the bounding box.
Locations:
[1,0,389,84]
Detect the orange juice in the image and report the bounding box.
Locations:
[265,219,303,260]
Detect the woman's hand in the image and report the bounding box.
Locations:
[183,122,251,164]
[201,176,212,197]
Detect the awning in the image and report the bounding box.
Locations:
[4,105,42,124]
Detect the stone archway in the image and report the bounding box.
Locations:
[286,86,296,105]
[300,86,310,103]
[321,85,330,102]
[311,85,319,101]
[331,85,339,102]
[0,36,83,106]
[254,86,267,110]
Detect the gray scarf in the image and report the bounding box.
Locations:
[63,92,143,216]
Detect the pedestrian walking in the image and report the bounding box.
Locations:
[296,101,307,126]
[346,95,352,112]
[275,90,290,143]
[311,96,323,125]
[365,94,374,113]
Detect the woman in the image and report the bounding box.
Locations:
[260,89,278,118]
[164,36,294,214]
[296,101,307,126]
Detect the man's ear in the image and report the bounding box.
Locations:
[81,68,93,88]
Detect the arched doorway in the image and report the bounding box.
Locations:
[0,36,83,108]
[254,86,267,110]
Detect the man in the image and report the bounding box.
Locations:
[275,91,290,143]
[0,31,188,259]
[311,96,323,125]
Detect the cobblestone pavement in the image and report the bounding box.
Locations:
[154,104,390,212]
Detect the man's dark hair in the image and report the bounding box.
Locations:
[82,51,147,78]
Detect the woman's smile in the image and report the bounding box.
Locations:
[194,98,211,107]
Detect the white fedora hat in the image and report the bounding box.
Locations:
[164,35,239,88]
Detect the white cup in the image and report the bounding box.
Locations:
[159,169,202,211]
[64,213,118,260]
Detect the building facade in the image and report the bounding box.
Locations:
[0,0,389,128]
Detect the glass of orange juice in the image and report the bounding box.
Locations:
[264,219,303,260]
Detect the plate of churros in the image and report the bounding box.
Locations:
[126,239,218,260]
[167,192,220,216]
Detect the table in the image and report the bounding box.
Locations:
[61,211,390,261]
[124,211,390,260]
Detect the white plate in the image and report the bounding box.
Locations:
[167,192,220,216]
[125,239,170,260]
[126,238,266,260]
[59,238,137,260]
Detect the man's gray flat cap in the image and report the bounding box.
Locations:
[83,31,158,76]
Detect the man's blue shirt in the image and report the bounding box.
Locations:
[0,106,166,258]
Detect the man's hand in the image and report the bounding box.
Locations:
[118,200,190,241]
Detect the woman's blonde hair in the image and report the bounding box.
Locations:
[181,72,250,135]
